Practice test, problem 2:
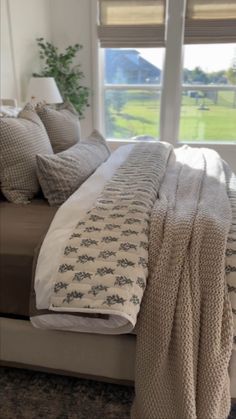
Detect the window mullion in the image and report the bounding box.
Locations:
[91,0,105,133]
[160,0,187,145]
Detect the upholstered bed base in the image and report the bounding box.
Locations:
[0,317,235,398]
[0,318,135,384]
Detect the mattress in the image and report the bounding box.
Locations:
[0,196,57,317]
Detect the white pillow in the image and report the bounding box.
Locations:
[0,106,21,118]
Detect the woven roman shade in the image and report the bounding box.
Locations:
[185,0,236,44]
[97,0,165,47]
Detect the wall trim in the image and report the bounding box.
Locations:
[6,0,20,102]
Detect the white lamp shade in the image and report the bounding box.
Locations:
[27,77,63,104]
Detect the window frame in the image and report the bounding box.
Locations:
[91,0,236,168]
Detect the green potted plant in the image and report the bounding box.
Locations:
[33,38,90,117]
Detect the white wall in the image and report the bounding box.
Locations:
[0,0,94,135]
[50,0,93,136]
[0,0,51,104]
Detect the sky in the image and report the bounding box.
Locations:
[138,44,236,72]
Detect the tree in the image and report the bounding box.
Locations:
[110,68,127,114]
[34,38,90,117]
[183,68,192,84]
[227,48,236,85]
[105,92,116,137]
[227,48,236,107]
[112,91,127,114]
[190,67,210,84]
[207,70,227,84]
[227,68,236,85]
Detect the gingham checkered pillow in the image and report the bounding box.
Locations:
[0,104,53,204]
[36,102,81,153]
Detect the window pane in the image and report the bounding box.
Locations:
[105,89,161,139]
[104,48,164,139]
[179,44,236,142]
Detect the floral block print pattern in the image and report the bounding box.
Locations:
[49,142,172,328]
[225,168,236,350]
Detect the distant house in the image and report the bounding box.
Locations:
[105,49,161,84]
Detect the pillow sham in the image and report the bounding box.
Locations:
[0,106,21,118]
[36,130,111,206]
[36,102,81,153]
[0,104,53,204]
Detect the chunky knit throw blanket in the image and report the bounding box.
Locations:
[132,146,234,419]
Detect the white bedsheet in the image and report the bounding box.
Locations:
[31,144,135,334]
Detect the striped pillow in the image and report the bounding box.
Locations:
[36,102,81,153]
[36,130,111,206]
[0,104,53,204]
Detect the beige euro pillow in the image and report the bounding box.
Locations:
[0,104,53,204]
[36,130,111,206]
[36,102,81,153]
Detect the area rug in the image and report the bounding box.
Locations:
[0,367,235,419]
[0,367,134,419]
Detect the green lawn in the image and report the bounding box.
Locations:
[105,90,236,142]
[105,90,160,139]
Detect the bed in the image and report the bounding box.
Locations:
[0,102,235,418]
[0,146,235,385]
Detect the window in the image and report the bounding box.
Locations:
[179,1,236,143]
[179,43,236,142]
[96,0,236,152]
[97,0,165,140]
[103,48,164,139]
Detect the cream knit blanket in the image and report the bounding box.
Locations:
[132,147,234,419]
